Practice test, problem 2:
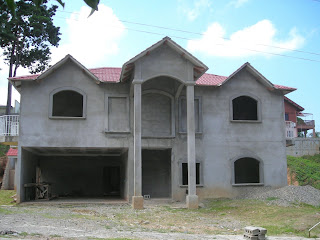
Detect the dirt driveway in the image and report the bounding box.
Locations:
[0,199,319,240]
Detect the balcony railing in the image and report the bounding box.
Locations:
[0,115,20,136]
[285,121,296,138]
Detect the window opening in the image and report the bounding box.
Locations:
[182,162,200,185]
[52,90,83,117]
[234,157,260,184]
[232,96,257,120]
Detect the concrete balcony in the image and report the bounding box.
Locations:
[0,115,19,145]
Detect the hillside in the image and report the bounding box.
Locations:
[287,154,320,190]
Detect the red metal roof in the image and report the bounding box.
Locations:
[10,67,295,90]
[6,148,18,156]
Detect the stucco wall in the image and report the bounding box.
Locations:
[17,52,287,202]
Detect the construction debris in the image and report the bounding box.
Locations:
[244,226,267,240]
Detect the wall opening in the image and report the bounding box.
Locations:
[234,157,260,184]
[182,162,200,185]
[52,90,83,117]
[232,96,257,120]
[142,149,171,198]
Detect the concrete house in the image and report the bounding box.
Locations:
[9,37,296,209]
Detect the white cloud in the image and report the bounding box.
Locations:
[178,0,212,21]
[187,20,305,57]
[229,0,249,8]
[50,4,126,67]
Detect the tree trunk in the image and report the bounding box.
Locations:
[5,42,16,115]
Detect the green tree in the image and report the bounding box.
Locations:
[0,0,61,114]
[5,0,100,17]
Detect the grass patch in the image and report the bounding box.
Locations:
[287,154,320,189]
[0,190,16,205]
[199,199,320,237]
[266,197,279,201]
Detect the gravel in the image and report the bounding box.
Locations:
[236,185,320,207]
[0,185,320,239]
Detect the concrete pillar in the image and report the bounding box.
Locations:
[186,83,198,209]
[132,80,144,209]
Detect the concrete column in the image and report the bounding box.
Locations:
[186,83,198,209]
[132,80,144,209]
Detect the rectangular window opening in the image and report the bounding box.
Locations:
[182,162,200,185]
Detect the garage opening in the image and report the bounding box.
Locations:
[21,147,128,201]
[142,149,171,198]
[234,157,260,184]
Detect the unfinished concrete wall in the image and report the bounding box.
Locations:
[142,92,172,137]
[287,138,320,156]
[18,148,38,201]
[17,45,287,203]
[142,149,171,198]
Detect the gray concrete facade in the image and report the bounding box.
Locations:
[14,37,288,207]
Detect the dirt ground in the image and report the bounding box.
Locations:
[0,198,319,240]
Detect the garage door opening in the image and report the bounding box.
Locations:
[142,149,171,198]
[21,147,128,201]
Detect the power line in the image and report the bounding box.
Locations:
[56,9,320,57]
[54,15,320,63]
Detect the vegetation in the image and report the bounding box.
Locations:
[0,145,9,157]
[0,190,16,205]
[4,0,100,18]
[287,154,320,190]
[0,0,61,114]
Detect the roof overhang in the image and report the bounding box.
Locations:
[219,62,296,94]
[119,36,208,83]
[9,54,101,92]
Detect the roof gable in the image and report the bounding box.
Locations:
[10,54,101,91]
[119,36,208,82]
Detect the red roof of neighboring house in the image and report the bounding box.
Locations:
[284,96,305,111]
[6,148,18,156]
[10,67,295,90]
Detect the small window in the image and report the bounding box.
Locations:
[50,88,86,118]
[179,97,202,133]
[232,96,258,121]
[234,157,260,184]
[285,113,289,121]
[182,162,200,185]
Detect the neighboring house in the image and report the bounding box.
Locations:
[1,148,18,190]
[8,37,296,209]
[284,96,316,138]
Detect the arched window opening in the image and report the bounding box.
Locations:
[232,96,258,120]
[234,157,260,184]
[52,90,84,117]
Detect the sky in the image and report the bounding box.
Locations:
[0,0,319,132]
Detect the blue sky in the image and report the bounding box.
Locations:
[0,0,319,132]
